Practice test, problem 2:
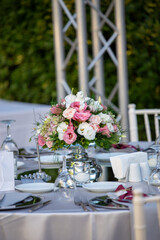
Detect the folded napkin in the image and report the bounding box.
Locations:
[112,143,139,151]
[0,151,15,191]
[107,184,147,201]
[0,192,31,207]
[110,151,148,181]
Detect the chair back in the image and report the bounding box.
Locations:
[128,104,160,142]
[133,188,160,240]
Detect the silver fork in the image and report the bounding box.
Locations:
[81,198,96,211]
[74,195,89,211]
[74,194,96,211]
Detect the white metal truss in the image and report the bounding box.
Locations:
[52,0,129,141]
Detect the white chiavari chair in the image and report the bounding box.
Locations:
[133,188,160,240]
[128,104,160,142]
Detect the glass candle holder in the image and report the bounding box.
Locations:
[73,162,90,187]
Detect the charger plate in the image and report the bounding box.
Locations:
[89,195,129,210]
[0,196,42,211]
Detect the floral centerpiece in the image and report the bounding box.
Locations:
[36,91,122,151]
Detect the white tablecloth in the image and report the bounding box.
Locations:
[0,150,159,240]
[0,99,50,148]
[0,182,159,240]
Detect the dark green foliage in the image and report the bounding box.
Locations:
[0,0,160,140]
[125,0,160,109]
[0,0,56,104]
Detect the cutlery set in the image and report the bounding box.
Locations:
[0,192,51,212]
[28,200,51,212]
[74,197,96,212]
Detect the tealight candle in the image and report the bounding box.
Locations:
[73,162,90,186]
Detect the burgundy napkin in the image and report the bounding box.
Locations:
[112,144,139,151]
[115,184,147,201]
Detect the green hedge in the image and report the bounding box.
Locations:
[0,0,160,111]
[0,0,56,104]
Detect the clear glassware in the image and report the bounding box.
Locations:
[0,120,19,179]
[73,162,90,187]
[54,156,76,200]
[149,116,160,190]
[20,137,51,183]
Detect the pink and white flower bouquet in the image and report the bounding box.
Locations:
[36,91,122,150]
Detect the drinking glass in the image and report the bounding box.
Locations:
[20,137,51,182]
[0,120,19,179]
[54,156,76,200]
[149,116,160,189]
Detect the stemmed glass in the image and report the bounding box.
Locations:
[20,137,51,182]
[0,120,19,179]
[149,116,160,189]
[54,156,76,200]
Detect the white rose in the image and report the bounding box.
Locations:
[85,97,90,102]
[88,100,103,112]
[83,125,96,140]
[65,94,76,108]
[77,122,89,135]
[57,122,68,133]
[76,91,85,102]
[99,113,113,124]
[63,108,76,119]
[107,123,114,132]
[58,132,65,140]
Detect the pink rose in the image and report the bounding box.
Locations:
[51,106,62,115]
[59,98,66,107]
[73,110,91,122]
[38,135,46,147]
[101,104,107,111]
[70,102,80,111]
[63,129,77,144]
[46,138,53,148]
[113,124,118,132]
[89,115,101,125]
[67,121,75,131]
[70,102,87,112]
[63,108,76,119]
[98,126,111,137]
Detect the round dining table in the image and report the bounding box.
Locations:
[0,142,159,240]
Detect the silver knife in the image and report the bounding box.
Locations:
[28,200,51,213]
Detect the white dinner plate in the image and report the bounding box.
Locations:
[93,152,127,161]
[17,161,24,169]
[15,183,55,193]
[34,154,66,164]
[82,181,125,193]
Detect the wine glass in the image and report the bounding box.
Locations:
[20,137,51,182]
[149,116,160,190]
[0,120,19,179]
[54,156,76,200]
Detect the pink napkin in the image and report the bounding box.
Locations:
[115,184,147,201]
